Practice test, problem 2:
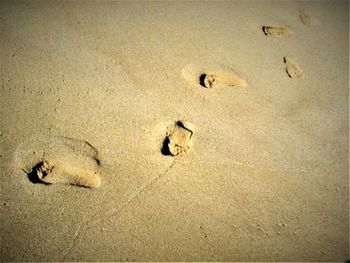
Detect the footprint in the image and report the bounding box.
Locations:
[284,56,304,79]
[299,10,320,26]
[262,26,294,37]
[198,73,246,89]
[182,63,247,89]
[161,121,194,156]
[15,136,101,188]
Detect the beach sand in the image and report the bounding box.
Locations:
[0,0,349,261]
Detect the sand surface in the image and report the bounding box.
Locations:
[0,1,349,261]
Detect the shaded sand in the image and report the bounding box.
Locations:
[0,1,349,261]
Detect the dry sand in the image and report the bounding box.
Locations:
[0,0,349,261]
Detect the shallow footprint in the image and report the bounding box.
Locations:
[284,56,304,79]
[299,10,320,26]
[182,63,247,89]
[162,121,194,156]
[262,26,294,37]
[15,136,101,188]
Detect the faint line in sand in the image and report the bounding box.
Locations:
[61,223,82,261]
[84,161,176,231]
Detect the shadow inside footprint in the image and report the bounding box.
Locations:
[24,162,51,185]
[199,73,217,88]
[199,74,208,88]
[161,137,172,156]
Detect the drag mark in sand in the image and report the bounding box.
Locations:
[61,223,82,261]
[60,161,174,260]
[84,161,176,231]
[15,136,101,188]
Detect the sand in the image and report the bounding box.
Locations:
[0,0,349,261]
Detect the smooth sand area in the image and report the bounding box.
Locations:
[1,1,349,261]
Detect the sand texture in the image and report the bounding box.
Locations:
[0,1,349,261]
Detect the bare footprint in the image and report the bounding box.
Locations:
[262,26,294,37]
[182,63,247,89]
[15,136,101,188]
[299,10,320,26]
[161,121,194,156]
[284,56,304,79]
[198,73,247,89]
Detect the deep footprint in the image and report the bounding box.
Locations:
[162,121,194,156]
[15,136,101,188]
[284,56,304,79]
[262,26,293,37]
[182,63,247,89]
